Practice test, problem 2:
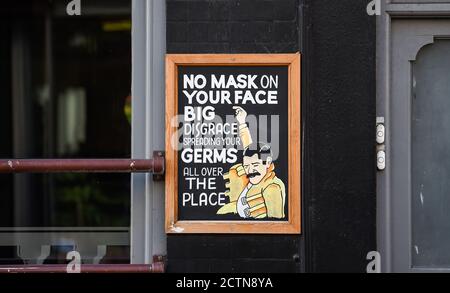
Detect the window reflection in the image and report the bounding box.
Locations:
[0,0,132,264]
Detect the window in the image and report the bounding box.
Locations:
[0,0,132,265]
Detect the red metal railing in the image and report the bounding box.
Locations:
[0,263,165,273]
[0,158,164,174]
[0,155,166,273]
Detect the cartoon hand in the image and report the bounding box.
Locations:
[233,106,247,125]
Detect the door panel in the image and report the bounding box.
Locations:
[412,40,450,268]
[390,19,450,272]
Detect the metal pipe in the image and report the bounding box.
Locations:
[0,158,165,174]
[0,263,165,273]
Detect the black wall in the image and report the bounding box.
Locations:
[303,0,377,273]
[0,15,13,227]
[166,0,376,273]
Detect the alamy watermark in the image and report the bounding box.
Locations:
[66,0,81,16]
[367,0,381,16]
[366,251,381,273]
[66,251,81,273]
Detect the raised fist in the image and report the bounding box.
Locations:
[232,106,247,125]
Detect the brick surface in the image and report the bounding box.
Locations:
[166,0,301,273]
[167,0,300,54]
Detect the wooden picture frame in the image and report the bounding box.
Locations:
[165,53,301,234]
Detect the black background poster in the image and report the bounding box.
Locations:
[177,66,289,221]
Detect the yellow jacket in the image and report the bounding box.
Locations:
[218,163,286,219]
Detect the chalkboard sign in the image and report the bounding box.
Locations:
[165,54,301,234]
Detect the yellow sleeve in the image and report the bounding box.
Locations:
[239,123,253,149]
[217,202,237,215]
[262,184,285,219]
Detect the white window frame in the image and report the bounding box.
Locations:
[131,0,166,264]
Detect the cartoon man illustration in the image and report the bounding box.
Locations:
[217,106,286,219]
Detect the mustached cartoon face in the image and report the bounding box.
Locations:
[243,154,272,185]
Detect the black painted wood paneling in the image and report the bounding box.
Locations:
[166,0,376,273]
